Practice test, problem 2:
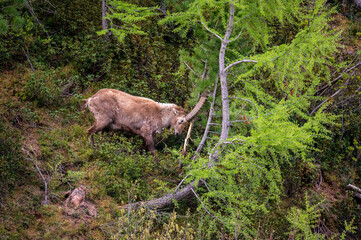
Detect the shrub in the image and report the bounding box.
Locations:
[0,118,26,199]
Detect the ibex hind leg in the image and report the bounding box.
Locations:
[87,119,112,147]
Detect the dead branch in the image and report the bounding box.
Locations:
[183,61,201,78]
[22,47,34,72]
[223,59,258,73]
[190,187,225,224]
[223,139,245,145]
[22,147,49,205]
[347,184,361,194]
[120,181,197,210]
[197,5,223,40]
[182,120,194,154]
[24,0,50,37]
[317,56,361,96]
[310,71,354,115]
[193,76,218,160]
[201,59,208,80]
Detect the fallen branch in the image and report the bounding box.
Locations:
[120,182,197,210]
[347,184,361,194]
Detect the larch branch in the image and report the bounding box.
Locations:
[197,5,222,40]
[223,59,258,73]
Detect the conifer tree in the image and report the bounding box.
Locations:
[110,0,342,237]
[98,0,157,42]
[0,0,25,34]
[162,0,340,236]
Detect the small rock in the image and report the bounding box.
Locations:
[64,185,97,218]
[65,185,86,208]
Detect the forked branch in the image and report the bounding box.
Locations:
[22,147,49,205]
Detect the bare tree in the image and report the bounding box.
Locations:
[102,0,108,31]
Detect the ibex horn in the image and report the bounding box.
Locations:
[185,90,209,121]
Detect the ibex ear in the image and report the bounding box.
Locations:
[172,108,177,115]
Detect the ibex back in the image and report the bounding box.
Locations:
[83,89,207,156]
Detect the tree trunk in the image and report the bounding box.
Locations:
[218,3,234,142]
[102,0,108,31]
[211,2,234,161]
[121,182,197,210]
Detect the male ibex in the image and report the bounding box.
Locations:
[83,89,208,155]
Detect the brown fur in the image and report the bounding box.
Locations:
[83,89,189,156]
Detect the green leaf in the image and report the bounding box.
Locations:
[96,29,108,36]
[0,17,9,35]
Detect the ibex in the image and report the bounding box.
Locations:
[83,89,208,155]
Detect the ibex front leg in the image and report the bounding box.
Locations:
[87,118,112,146]
[140,125,157,160]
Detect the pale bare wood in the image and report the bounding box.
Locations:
[347,184,361,194]
[182,120,194,154]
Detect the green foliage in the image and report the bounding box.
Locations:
[0,0,360,238]
[0,14,9,34]
[36,123,89,194]
[185,98,336,237]
[287,194,323,239]
[287,194,356,239]
[63,34,114,82]
[0,118,26,198]
[0,0,25,35]
[21,66,86,108]
[102,0,158,43]
[241,4,341,100]
[88,133,155,202]
[161,0,342,237]
[102,208,196,239]
[23,69,63,107]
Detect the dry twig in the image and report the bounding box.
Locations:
[22,147,49,205]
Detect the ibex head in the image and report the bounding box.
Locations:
[170,90,209,135]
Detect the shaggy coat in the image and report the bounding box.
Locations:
[83,89,192,155]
